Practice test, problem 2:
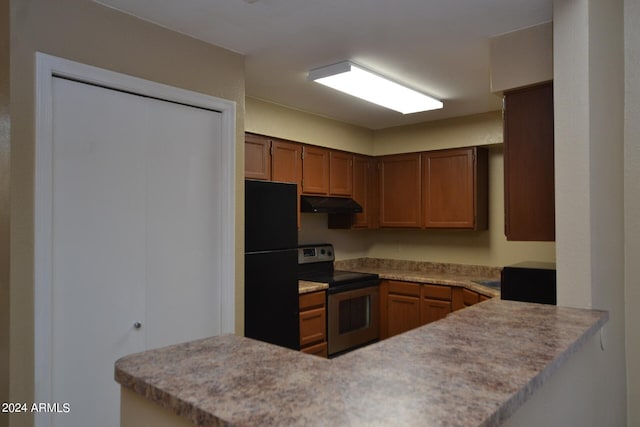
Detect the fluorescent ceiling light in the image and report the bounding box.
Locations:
[308,61,443,115]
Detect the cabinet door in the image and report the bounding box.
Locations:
[452,288,481,311]
[422,147,487,230]
[421,299,452,325]
[352,155,378,228]
[244,133,271,180]
[299,291,327,352]
[299,307,326,347]
[379,153,422,228]
[300,341,328,358]
[272,140,302,185]
[329,151,353,196]
[302,146,330,194]
[504,82,555,241]
[386,281,421,337]
[271,140,302,228]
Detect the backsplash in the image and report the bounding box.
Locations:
[334,257,502,279]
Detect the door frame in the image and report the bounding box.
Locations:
[34,52,236,423]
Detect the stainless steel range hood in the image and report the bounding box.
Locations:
[300,196,363,214]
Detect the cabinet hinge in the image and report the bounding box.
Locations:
[502,96,506,121]
[270,146,273,156]
[301,151,305,160]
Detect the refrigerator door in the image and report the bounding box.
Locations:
[245,180,297,252]
[245,249,300,350]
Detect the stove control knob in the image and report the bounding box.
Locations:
[320,249,325,255]
[328,251,333,256]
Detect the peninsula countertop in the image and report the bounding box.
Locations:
[115,299,607,427]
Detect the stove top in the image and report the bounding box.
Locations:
[297,244,379,292]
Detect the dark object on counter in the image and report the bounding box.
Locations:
[300,195,363,214]
[245,180,299,350]
[501,262,556,305]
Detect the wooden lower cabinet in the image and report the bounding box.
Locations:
[452,287,481,311]
[382,280,490,339]
[299,291,327,358]
[421,284,453,325]
[384,281,421,338]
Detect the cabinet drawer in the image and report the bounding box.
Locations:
[299,307,326,347]
[300,341,328,358]
[299,291,326,310]
[422,284,452,301]
[388,280,421,297]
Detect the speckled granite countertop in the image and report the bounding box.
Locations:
[335,258,503,297]
[115,299,607,427]
[298,280,329,294]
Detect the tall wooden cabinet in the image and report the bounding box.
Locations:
[503,82,555,241]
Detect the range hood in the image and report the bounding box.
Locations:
[300,195,363,214]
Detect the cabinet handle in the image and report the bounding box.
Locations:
[133,321,142,329]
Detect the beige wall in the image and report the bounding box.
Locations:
[625,0,640,423]
[554,0,627,425]
[373,111,504,155]
[489,22,554,94]
[246,97,374,154]
[247,100,555,267]
[0,0,9,425]
[7,1,244,425]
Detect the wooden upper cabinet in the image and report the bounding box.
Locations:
[352,156,379,229]
[302,146,330,195]
[271,139,302,185]
[504,82,555,241]
[422,147,488,230]
[244,133,271,180]
[271,139,303,228]
[329,151,353,197]
[379,153,422,228]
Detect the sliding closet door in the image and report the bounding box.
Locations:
[49,76,223,427]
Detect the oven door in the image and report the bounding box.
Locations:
[327,285,379,356]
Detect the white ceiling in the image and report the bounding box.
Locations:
[95,0,552,130]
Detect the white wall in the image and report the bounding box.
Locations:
[553,0,627,426]
[489,22,554,93]
[624,0,640,424]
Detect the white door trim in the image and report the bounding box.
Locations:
[34,52,236,425]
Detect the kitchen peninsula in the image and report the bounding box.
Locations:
[115,299,607,427]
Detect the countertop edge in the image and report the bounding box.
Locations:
[115,341,229,427]
[115,303,608,427]
[483,309,609,426]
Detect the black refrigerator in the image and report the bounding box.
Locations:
[245,179,299,350]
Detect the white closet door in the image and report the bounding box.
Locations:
[144,93,223,349]
[49,77,223,427]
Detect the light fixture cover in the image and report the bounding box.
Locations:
[308,61,443,114]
